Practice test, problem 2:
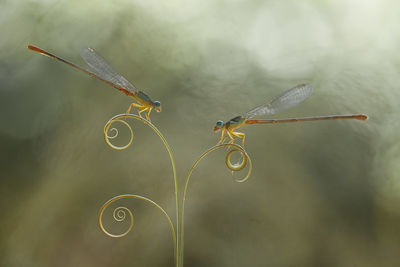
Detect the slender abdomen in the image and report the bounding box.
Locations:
[245,114,368,125]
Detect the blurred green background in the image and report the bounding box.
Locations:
[1,0,400,266]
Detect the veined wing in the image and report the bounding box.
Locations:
[245,83,313,118]
[80,48,138,94]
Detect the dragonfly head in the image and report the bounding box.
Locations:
[153,101,161,112]
[214,120,224,132]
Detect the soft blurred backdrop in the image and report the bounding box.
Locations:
[1,0,400,266]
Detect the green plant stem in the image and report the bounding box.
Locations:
[180,144,252,266]
[103,114,181,267]
[102,115,252,267]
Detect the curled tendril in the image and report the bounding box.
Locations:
[187,144,251,183]
[104,118,134,150]
[106,127,119,139]
[98,194,177,262]
[225,148,248,173]
[113,206,131,222]
[99,204,133,238]
[179,143,252,264]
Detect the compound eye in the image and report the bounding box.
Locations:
[216,120,224,126]
[154,101,161,107]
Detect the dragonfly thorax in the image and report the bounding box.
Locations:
[225,116,246,129]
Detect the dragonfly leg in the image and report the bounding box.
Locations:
[232,131,246,147]
[136,107,145,118]
[227,130,235,144]
[138,106,150,119]
[126,103,143,114]
[145,107,153,121]
[230,132,246,165]
[221,130,228,144]
[218,129,227,145]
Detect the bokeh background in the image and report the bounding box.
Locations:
[1,0,400,266]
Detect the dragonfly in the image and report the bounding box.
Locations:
[214,83,368,146]
[27,45,161,121]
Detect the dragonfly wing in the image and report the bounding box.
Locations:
[245,83,313,118]
[80,48,138,93]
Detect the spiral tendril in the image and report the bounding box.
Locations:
[99,194,177,261]
[225,149,248,174]
[107,127,119,139]
[104,119,134,150]
[99,201,134,238]
[113,207,130,221]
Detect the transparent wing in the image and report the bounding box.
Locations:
[80,47,138,93]
[245,83,313,118]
